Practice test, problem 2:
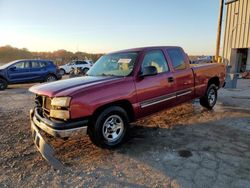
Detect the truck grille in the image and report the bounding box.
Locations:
[44,97,52,110]
[35,95,51,117]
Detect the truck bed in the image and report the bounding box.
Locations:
[191,63,226,97]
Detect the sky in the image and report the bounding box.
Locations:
[0,0,221,55]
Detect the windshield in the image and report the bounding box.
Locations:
[87,52,138,77]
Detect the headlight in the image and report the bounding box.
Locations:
[50,97,71,120]
[50,109,70,120]
[51,97,71,107]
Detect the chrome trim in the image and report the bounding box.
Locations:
[176,91,192,97]
[141,95,176,108]
[140,89,192,108]
[32,115,87,138]
[195,83,206,88]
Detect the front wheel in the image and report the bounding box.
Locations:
[88,106,129,148]
[0,78,7,90]
[200,84,218,110]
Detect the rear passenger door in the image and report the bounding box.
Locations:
[166,48,194,103]
[30,61,48,81]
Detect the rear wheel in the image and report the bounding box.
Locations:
[45,74,57,82]
[200,84,217,110]
[88,106,129,148]
[60,69,66,75]
[0,78,7,90]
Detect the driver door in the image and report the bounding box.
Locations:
[135,49,176,118]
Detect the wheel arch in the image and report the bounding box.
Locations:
[207,76,220,88]
[45,73,57,80]
[92,100,135,122]
[0,75,8,83]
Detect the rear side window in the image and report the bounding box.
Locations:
[141,50,169,73]
[76,61,87,65]
[31,61,46,68]
[47,61,54,66]
[41,62,47,67]
[167,49,186,70]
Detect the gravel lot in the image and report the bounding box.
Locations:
[0,79,250,188]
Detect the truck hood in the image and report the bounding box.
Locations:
[29,76,121,97]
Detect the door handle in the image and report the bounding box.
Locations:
[168,77,174,83]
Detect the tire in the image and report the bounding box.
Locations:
[88,106,129,148]
[45,74,57,82]
[200,84,218,110]
[60,69,66,75]
[83,68,89,74]
[0,78,7,90]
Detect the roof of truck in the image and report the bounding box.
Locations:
[109,46,182,54]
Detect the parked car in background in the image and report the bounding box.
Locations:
[59,60,93,75]
[0,59,62,90]
[196,56,214,64]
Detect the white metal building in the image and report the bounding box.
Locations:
[223,0,250,73]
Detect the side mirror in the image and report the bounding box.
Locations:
[9,66,16,71]
[140,66,157,77]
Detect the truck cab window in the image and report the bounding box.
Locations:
[167,49,186,70]
[141,50,169,73]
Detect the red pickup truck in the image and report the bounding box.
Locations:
[29,46,225,165]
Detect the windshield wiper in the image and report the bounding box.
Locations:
[88,73,122,77]
[100,73,117,76]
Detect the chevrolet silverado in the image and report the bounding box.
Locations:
[29,46,225,167]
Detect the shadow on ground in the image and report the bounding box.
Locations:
[48,104,250,187]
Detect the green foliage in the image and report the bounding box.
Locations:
[0,45,103,65]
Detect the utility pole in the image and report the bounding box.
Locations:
[215,0,224,62]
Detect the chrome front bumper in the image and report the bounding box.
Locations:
[30,108,89,169]
[32,112,88,138]
[30,108,88,138]
[31,118,63,169]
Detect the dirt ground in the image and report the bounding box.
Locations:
[0,79,250,188]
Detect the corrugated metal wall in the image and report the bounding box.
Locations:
[223,0,250,64]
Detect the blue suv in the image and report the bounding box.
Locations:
[0,59,62,90]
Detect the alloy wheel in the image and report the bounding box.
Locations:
[102,115,124,142]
